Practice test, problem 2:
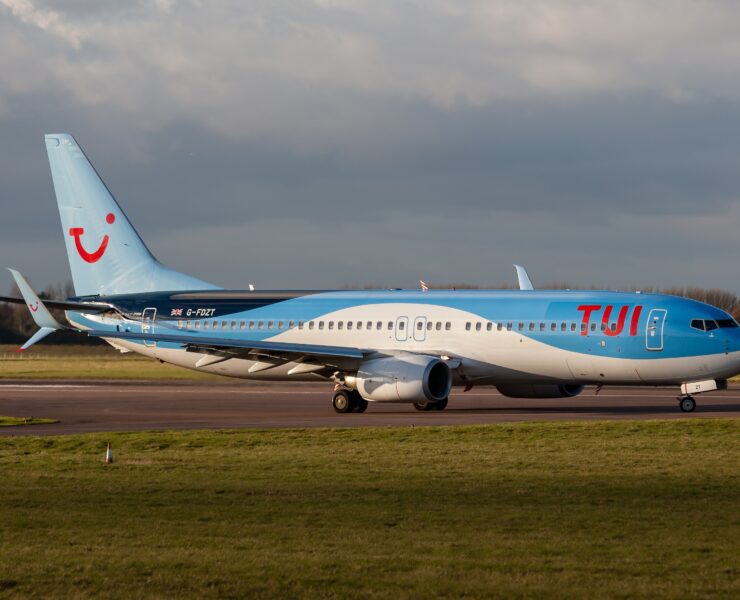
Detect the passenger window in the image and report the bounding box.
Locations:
[356,321,362,330]
[328,321,334,330]
[427,321,433,330]
[528,322,535,331]
[600,323,606,332]
[590,322,596,331]
[518,322,524,331]
[445,322,451,331]
[298,321,304,329]
[436,322,442,331]
[185,320,192,329]
[561,323,566,332]
[177,320,183,329]
[309,322,315,330]
[475,322,482,331]
[507,322,513,331]
[338,322,343,330]
[539,322,545,332]
[240,321,246,330]
[203,320,210,329]
[580,323,586,333]
[267,321,273,329]
[213,321,219,330]
[417,321,424,331]
[487,322,493,331]
[288,321,294,329]
[277,321,284,329]
[249,321,255,329]
[376,321,382,330]
[497,323,503,331]
[195,321,201,330]
[347,321,353,330]
[388,322,393,330]
[570,323,576,332]
[319,322,324,330]
[465,322,471,331]
[222,321,228,329]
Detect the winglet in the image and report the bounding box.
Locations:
[513,265,534,291]
[7,269,64,331]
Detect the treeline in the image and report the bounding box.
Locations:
[1,282,739,344]
[0,281,101,345]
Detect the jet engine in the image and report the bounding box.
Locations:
[496,383,584,398]
[347,355,452,403]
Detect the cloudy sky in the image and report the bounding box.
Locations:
[2,0,740,293]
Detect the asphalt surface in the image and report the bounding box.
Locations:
[0,381,738,436]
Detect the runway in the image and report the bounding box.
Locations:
[0,381,738,435]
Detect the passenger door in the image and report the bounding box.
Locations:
[395,316,409,342]
[142,307,157,347]
[413,316,427,342]
[646,309,667,351]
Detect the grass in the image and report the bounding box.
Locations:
[0,416,58,426]
[0,344,220,380]
[0,419,737,598]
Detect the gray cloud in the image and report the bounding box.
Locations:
[1,0,740,293]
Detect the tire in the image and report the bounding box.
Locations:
[355,398,369,413]
[679,396,696,413]
[332,390,353,413]
[413,401,431,411]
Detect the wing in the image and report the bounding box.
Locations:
[86,329,367,373]
[0,295,112,313]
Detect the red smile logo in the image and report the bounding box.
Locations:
[69,213,115,263]
[29,302,38,313]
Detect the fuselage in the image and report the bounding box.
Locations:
[65,289,740,386]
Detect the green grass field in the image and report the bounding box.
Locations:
[0,344,220,380]
[0,420,737,598]
[0,416,58,426]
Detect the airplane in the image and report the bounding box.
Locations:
[2,133,739,414]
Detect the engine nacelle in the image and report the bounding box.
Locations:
[496,383,584,399]
[349,355,452,403]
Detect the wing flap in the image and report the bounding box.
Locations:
[86,329,366,369]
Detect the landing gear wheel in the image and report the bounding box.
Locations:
[332,390,353,414]
[679,396,696,413]
[433,398,448,411]
[413,401,432,411]
[355,398,369,413]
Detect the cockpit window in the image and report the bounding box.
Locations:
[717,319,738,328]
[691,318,726,331]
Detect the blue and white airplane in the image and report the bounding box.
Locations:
[4,134,740,413]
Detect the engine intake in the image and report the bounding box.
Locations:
[496,383,584,399]
[350,355,452,403]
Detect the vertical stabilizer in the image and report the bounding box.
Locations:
[45,134,219,296]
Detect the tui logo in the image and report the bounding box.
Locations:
[69,212,115,263]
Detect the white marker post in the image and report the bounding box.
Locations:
[105,442,113,464]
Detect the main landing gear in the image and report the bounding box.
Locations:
[332,389,368,414]
[413,398,448,411]
[678,395,696,413]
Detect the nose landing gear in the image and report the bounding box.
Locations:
[678,395,696,413]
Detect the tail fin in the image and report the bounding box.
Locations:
[45,134,219,296]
